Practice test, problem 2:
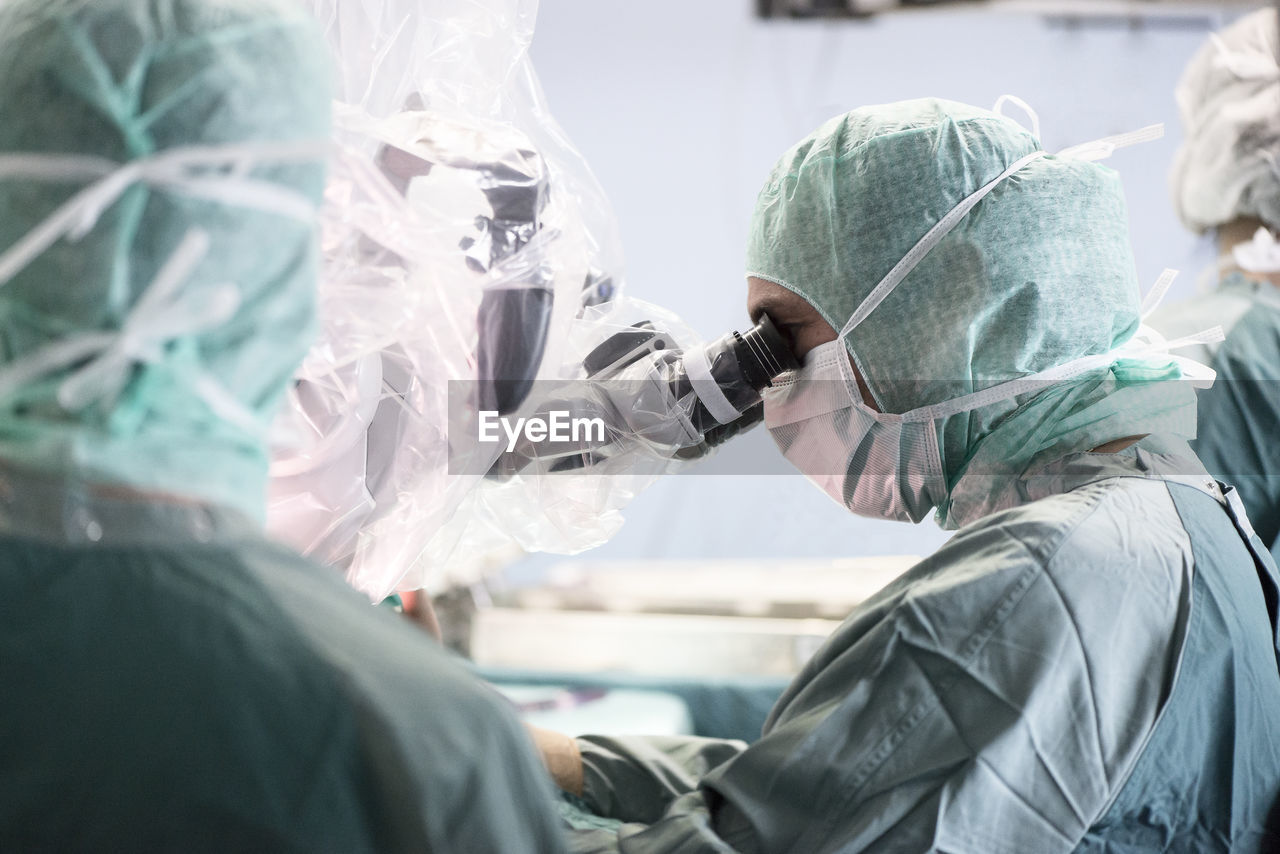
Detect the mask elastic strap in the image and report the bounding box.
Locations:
[835,106,1165,341]
[1232,225,1280,273]
[894,271,1225,423]
[839,150,1046,339]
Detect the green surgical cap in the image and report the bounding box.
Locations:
[0,0,330,520]
[748,99,1196,525]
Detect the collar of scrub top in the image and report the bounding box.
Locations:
[0,461,261,547]
[1010,433,1224,504]
[0,141,330,431]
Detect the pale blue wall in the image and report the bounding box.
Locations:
[508,2,1249,573]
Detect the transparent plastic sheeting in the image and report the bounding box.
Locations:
[267,0,737,599]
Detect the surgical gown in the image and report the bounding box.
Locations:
[0,473,568,853]
[1153,273,1280,560]
[560,442,1280,853]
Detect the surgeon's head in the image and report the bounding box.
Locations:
[749,99,1191,528]
[0,0,330,521]
[1169,8,1280,236]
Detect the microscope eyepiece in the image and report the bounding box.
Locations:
[732,313,799,391]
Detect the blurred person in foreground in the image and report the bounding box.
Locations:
[0,1,567,850]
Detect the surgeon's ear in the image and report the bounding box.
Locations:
[847,352,880,412]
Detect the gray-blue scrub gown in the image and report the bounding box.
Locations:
[561,440,1280,853]
[1154,272,1280,560]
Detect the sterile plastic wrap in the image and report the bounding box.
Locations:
[267,0,790,599]
[459,296,789,555]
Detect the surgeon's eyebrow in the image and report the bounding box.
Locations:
[749,292,803,322]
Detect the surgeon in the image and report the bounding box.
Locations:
[529,99,1280,852]
[0,1,567,851]
[1155,7,1280,562]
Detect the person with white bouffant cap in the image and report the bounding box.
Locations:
[1155,7,1280,563]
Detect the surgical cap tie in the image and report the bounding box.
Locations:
[0,140,329,429]
[993,95,1042,140]
[993,93,1164,162]
[0,140,330,289]
[0,227,257,429]
[1055,125,1165,163]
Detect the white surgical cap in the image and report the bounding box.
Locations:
[1170,8,1280,234]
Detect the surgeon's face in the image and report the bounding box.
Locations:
[746,276,878,410]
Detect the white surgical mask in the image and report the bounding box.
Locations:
[764,338,944,522]
[1232,225,1280,273]
[762,131,1222,523]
